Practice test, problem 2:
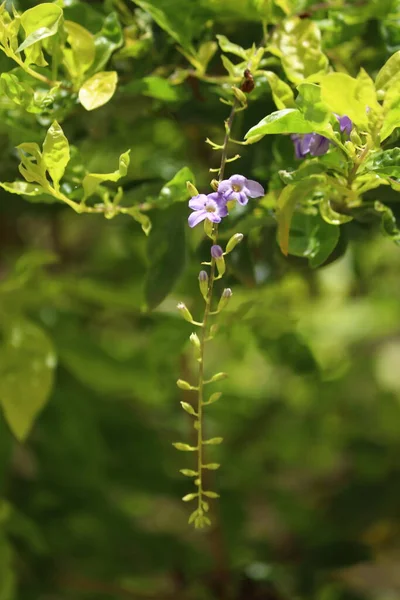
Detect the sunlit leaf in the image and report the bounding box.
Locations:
[82,150,130,199]
[62,20,95,81]
[42,121,70,191]
[18,3,63,66]
[0,319,56,441]
[79,71,118,111]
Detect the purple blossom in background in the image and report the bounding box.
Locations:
[188,193,228,228]
[336,114,352,135]
[218,174,264,206]
[291,133,330,159]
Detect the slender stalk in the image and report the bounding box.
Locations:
[195,100,239,521]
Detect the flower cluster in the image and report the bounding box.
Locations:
[291,114,353,159]
[188,175,264,228]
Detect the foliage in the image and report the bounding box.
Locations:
[1,0,400,598]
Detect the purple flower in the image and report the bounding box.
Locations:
[211,245,223,259]
[336,114,352,136]
[188,193,228,228]
[291,133,330,159]
[218,174,264,206]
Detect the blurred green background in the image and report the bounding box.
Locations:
[1,1,400,599]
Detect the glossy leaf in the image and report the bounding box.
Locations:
[42,121,70,191]
[79,71,118,111]
[296,83,330,128]
[319,73,369,127]
[375,49,400,91]
[133,0,207,51]
[18,4,63,66]
[277,176,324,255]
[270,17,329,84]
[263,70,296,110]
[91,12,123,73]
[0,319,56,441]
[0,181,45,197]
[63,20,95,80]
[82,150,130,199]
[246,108,330,139]
[287,211,340,267]
[158,166,195,207]
[145,203,186,310]
[364,148,400,177]
[216,35,248,59]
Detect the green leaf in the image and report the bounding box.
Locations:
[216,35,249,59]
[79,71,118,111]
[82,150,130,200]
[0,319,56,441]
[125,206,152,236]
[0,181,45,197]
[287,211,340,268]
[203,463,220,470]
[380,79,400,141]
[319,73,369,128]
[145,203,186,310]
[364,148,400,177]
[263,71,296,110]
[375,49,400,92]
[91,12,123,73]
[0,73,39,113]
[277,176,324,255]
[374,200,400,244]
[270,17,328,84]
[133,0,207,51]
[16,142,48,188]
[245,108,330,139]
[18,3,63,66]
[42,121,70,191]
[62,20,95,81]
[158,166,195,207]
[123,76,182,102]
[296,83,330,128]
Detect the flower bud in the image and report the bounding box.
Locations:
[225,233,243,254]
[177,302,194,323]
[210,179,219,191]
[209,372,228,383]
[204,218,214,239]
[211,245,225,277]
[350,129,362,146]
[211,245,223,258]
[217,288,232,311]
[198,270,209,300]
[190,332,201,349]
[177,379,193,390]
[232,85,248,106]
[186,181,199,197]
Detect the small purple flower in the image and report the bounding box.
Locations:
[291,133,330,159]
[211,245,223,259]
[218,174,264,206]
[188,193,228,228]
[336,114,352,136]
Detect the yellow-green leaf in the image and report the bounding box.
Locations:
[0,319,56,441]
[63,21,95,81]
[18,3,63,66]
[319,73,369,128]
[82,150,130,200]
[42,121,70,191]
[79,71,118,111]
[263,71,296,110]
[375,49,400,92]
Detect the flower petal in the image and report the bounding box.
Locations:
[237,191,248,205]
[245,179,264,198]
[228,174,246,188]
[206,212,221,223]
[189,194,208,210]
[309,134,330,156]
[218,180,232,197]
[188,209,207,228]
[218,203,228,217]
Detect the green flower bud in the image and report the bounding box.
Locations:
[225,232,243,253]
[177,302,194,323]
[186,181,199,196]
[198,270,209,300]
[217,288,232,311]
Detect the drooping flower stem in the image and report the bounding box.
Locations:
[194,100,239,526]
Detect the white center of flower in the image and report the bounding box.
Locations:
[232,184,242,192]
[205,200,217,213]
